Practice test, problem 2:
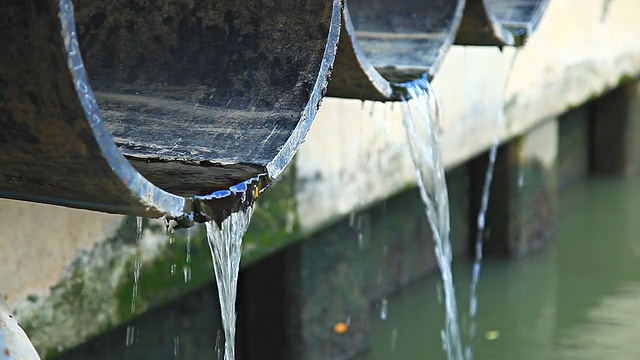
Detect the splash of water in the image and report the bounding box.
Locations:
[398,76,463,360]
[206,207,255,360]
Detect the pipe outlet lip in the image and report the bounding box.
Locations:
[0,0,341,226]
[455,0,550,46]
[327,0,466,101]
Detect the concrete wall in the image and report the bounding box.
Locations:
[300,0,640,232]
[1,0,640,357]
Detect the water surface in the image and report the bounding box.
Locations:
[357,176,640,360]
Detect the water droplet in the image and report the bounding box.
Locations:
[380,298,388,320]
[186,228,192,264]
[131,217,143,315]
[465,346,473,360]
[518,172,524,188]
[183,265,191,283]
[173,336,180,356]
[136,217,143,238]
[391,329,398,351]
[125,325,135,346]
[131,257,141,314]
[470,297,477,317]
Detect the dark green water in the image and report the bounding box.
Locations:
[356,176,640,360]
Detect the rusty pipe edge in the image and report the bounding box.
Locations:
[0,0,341,228]
[327,0,466,101]
[455,0,549,46]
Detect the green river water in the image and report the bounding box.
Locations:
[356,176,640,360]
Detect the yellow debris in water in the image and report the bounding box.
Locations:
[485,330,500,341]
[334,322,348,334]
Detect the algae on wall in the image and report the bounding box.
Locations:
[16,166,305,358]
[16,217,213,358]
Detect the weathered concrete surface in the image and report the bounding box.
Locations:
[0,208,182,358]
[559,105,591,190]
[0,0,639,356]
[469,120,558,257]
[299,0,640,233]
[592,82,640,175]
[53,284,224,360]
[0,201,121,310]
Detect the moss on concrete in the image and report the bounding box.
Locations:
[617,73,636,87]
[18,166,305,358]
[111,230,213,322]
[20,222,135,358]
[241,164,301,266]
[18,216,215,358]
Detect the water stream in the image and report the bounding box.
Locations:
[125,216,144,347]
[184,227,192,283]
[465,50,519,359]
[465,143,497,359]
[131,217,143,315]
[205,207,255,360]
[398,77,463,360]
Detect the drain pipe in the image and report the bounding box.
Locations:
[456,0,549,46]
[0,0,341,228]
[0,0,551,227]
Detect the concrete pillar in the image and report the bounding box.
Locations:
[592,81,640,175]
[239,167,469,360]
[469,119,558,257]
[558,104,591,190]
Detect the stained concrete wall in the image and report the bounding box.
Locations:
[1,0,640,357]
[300,0,640,233]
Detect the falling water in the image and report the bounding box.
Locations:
[184,227,192,283]
[131,216,143,314]
[173,336,180,357]
[398,76,463,360]
[206,206,255,360]
[465,50,519,359]
[465,143,497,359]
[126,216,143,347]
